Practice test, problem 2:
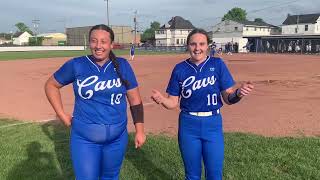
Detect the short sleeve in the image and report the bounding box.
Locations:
[166,66,181,96]
[122,59,138,90]
[218,59,235,91]
[53,59,75,86]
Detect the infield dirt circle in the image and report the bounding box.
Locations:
[1,53,319,137]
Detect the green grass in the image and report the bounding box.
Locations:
[0,118,319,180]
[0,49,185,61]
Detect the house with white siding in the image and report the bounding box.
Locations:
[12,32,32,45]
[155,16,195,47]
[211,19,279,52]
[281,13,320,35]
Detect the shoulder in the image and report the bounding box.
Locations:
[116,57,129,64]
[70,55,89,63]
[210,57,226,65]
[116,57,133,69]
[174,58,189,69]
[64,55,90,66]
[169,58,190,75]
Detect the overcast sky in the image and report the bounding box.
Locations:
[1,0,319,34]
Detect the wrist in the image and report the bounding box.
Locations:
[236,88,242,98]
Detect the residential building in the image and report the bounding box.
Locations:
[212,19,279,52]
[281,13,320,35]
[12,32,32,45]
[155,16,195,47]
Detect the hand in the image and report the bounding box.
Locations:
[151,89,164,104]
[135,131,146,149]
[237,81,254,97]
[57,113,72,127]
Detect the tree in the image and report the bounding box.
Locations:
[254,18,264,23]
[15,22,33,35]
[222,7,247,22]
[0,33,11,40]
[141,21,160,43]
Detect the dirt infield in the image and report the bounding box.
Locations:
[1,53,319,137]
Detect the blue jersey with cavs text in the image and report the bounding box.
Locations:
[166,56,235,112]
[54,55,138,124]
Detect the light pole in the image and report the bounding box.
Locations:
[10,30,13,44]
[104,0,110,26]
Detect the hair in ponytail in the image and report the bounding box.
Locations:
[89,24,130,88]
[109,50,130,88]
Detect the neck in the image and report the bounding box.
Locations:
[90,55,109,66]
[189,56,208,65]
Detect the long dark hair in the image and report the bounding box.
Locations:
[186,28,210,45]
[89,24,129,88]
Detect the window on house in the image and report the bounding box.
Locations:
[295,27,298,33]
[234,27,238,31]
[177,39,179,44]
[254,27,257,31]
[305,25,308,31]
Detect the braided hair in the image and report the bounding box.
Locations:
[89,24,130,88]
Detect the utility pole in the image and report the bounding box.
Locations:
[104,0,110,26]
[133,10,137,46]
[32,19,40,45]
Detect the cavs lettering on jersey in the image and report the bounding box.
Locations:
[54,55,138,124]
[166,56,235,112]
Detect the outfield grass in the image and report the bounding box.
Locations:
[0,119,319,180]
[0,49,185,61]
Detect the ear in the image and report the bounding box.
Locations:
[111,42,114,49]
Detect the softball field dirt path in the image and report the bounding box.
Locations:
[1,53,319,137]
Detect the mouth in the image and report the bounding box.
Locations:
[94,49,104,56]
[193,51,203,55]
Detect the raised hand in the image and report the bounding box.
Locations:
[238,81,254,97]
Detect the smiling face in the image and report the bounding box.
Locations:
[89,29,113,62]
[187,33,209,64]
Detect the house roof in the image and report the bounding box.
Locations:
[237,20,278,28]
[160,16,195,29]
[37,33,66,38]
[13,32,24,38]
[282,13,320,25]
[12,31,32,38]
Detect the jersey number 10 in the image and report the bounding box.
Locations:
[207,93,218,106]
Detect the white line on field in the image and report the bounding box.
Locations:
[0,118,57,129]
[0,102,156,129]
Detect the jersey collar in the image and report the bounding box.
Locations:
[185,56,210,73]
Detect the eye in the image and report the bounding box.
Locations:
[90,39,97,43]
[189,42,197,47]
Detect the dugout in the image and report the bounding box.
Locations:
[244,35,320,54]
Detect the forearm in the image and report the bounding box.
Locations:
[161,97,178,110]
[44,82,66,117]
[134,122,145,134]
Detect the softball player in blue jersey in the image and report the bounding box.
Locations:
[130,43,135,61]
[45,24,146,180]
[151,29,254,180]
